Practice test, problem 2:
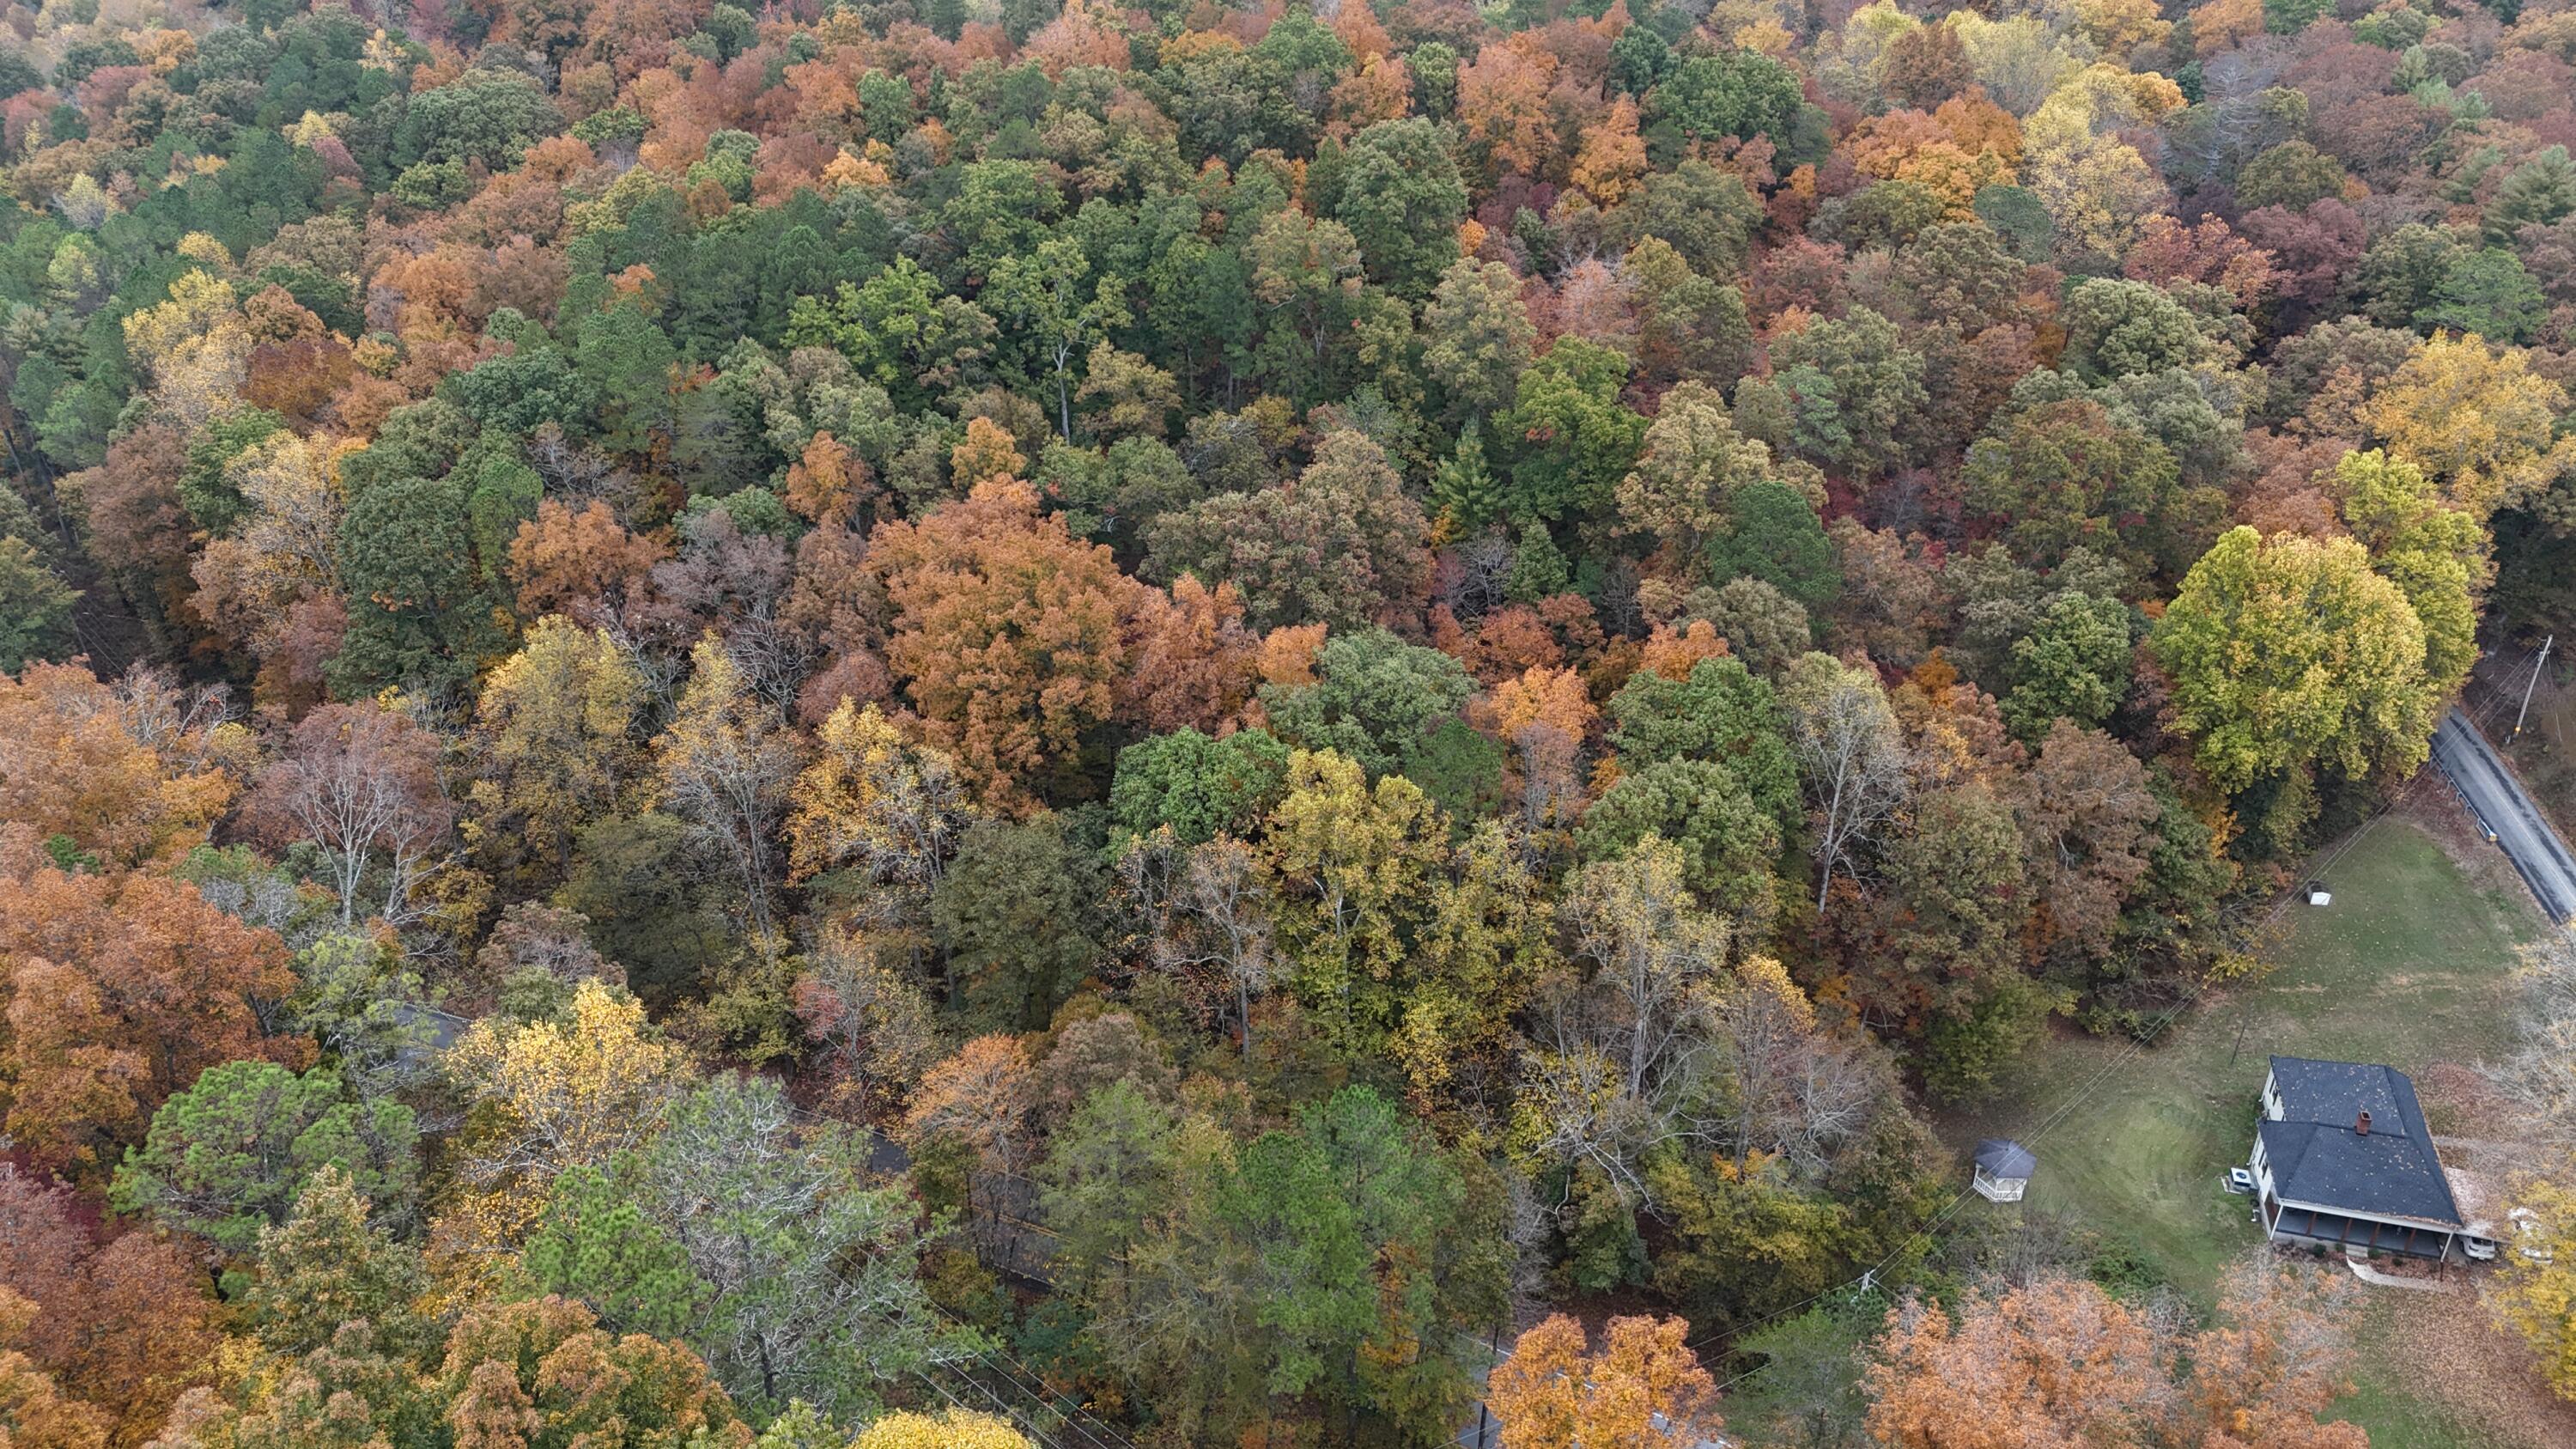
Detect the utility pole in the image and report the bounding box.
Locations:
[2512,635,2555,742]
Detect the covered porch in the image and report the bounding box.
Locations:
[2264,1196,2458,1261]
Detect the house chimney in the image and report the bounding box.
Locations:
[2356,1110,2372,1136]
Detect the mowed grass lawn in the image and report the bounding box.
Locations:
[1942,811,2541,1443]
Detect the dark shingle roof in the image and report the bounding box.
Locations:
[2271,1056,2409,1132]
[2263,1056,2461,1227]
[1974,1139,2036,1178]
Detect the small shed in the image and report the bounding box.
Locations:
[2307,880,2332,906]
[1973,1139,2037,1202]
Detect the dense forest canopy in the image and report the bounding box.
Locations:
[3,0,2575,1438]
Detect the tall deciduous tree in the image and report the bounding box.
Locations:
[2000,591,2134,743]
[1133,833,1280,1057]
[468,616,647,882]
[1259,627,1476,779]
[1247,209,1369,404]
[441,980,693,1248]
[1867,1265,2366,1448]
[872,478,1142,801]
[428,1294,751,1449]
[786,701,969,898]
[1499,339,1648,528]
[0,1324,109,1449]
[1613,382,1776,562]
[1120,576,1263,735]
[1576,761,1781,922]
[654,637,801,931]
[643,1074,961,1422]
[1,1166,224,1445]
[0,868,299,1171]
[1334,118,1468,300]
[2151,526,2437,799]
[983,237,1130,441]
[1422,259,1536,427]
[0,661,236,869]
[1607,654,1801,829]
[1519,836,1735,1209]
[789,928,939,1123]
[1146,430,1432,633]
[2362,332,2576,523]
[1109,728,1290,849]
[241,701,453,927]
[2332,447,2487,701]
[2008,722,2157,968]
[1262,749,1449,1051]
[1488,1314,1723,1449]
[1781,653,1911,915]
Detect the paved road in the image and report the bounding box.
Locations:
[2430,708,2576,922]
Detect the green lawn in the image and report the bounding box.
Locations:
[1942,814,2540,1443]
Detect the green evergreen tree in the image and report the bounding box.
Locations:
[246,1166,433,1358]
[112,1060,420,1256]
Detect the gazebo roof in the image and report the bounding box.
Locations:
[1974,1139,2037,1178]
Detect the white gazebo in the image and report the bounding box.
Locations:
[1972,1139,2037,1202]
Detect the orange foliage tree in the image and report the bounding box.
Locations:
[0,662,236,869]
[0,868,300,1171]
[1866,1267,2367,1449]
[870,478,1144,803]
[507,499,671,624]
[1120,575,1262,734]
[1487,1314,1723,1449]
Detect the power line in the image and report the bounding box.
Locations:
[927,1298,1145,1449]
[913,1367,1061,1449]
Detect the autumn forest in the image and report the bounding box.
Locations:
[4,0,2576,1439]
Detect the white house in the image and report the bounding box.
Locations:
[2249,1056,2465,1262]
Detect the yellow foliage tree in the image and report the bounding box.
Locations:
[785,700,970,888]
[121,271,250,429]
[950,417,1025,491]
[2363,332,2576,522]
[852,1409,1030,1449]
[2331,447,2488,702]
[2490,1172,2576,1398]
[2075,0,2172,56]
[231,434,354,588]
[439,979,693,1249]
[467,616,647,879]
[1262,750,1449,1046]
[2020,64,2184,265]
